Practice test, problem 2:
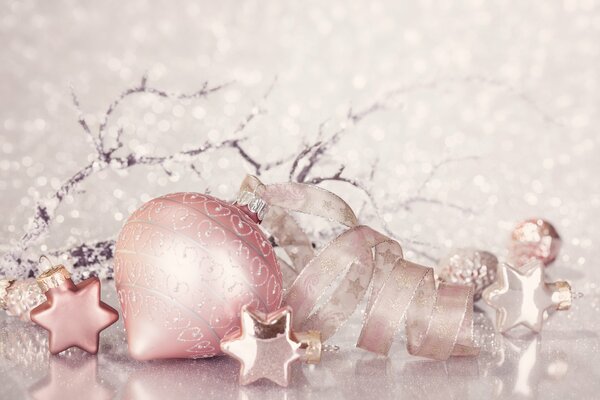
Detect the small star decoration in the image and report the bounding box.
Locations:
[347,277,365,298]
[31,269,119,355]
[220,306,301,386]
[482,259,569,333]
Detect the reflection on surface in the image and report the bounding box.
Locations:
[0,310,593,400]
[237,383,297,400]
[19,338,569,400]
[123,357,317,400]
[491,332,572,399]
[400,356,487,399]
[29,354,115,400]
[396,333,566,400]
[493,334,542,399]
[123,357,239,400]
[0,321,49,371]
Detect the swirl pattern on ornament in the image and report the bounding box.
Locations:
[114,192,283,360]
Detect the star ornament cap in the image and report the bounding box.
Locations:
[220,305,322,387]
[482,259,572,333]
[30,265,119,355]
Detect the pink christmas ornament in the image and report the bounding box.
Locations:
[30,265,119,355]
[508,218,561,268]
[437,248,498,301]
[221,305,322,387]
[114,192,283,360]
[0,278,46,321]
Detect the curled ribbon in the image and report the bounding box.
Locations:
[239,175,479,360]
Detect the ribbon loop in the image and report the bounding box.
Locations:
[238,175,479,360]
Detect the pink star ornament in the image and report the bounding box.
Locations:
[30,265,119,355]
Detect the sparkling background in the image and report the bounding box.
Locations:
[1,0,599,399]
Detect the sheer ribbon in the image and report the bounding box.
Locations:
[239,175,478,360]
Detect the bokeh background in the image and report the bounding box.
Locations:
[1,1,599,399]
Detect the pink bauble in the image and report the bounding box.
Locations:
[114,192,283,360]
[509,218,561,268]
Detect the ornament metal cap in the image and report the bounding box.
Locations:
[294,330,322,364]
[36,265,72,293]
[0,279,15,310]
[548,281,572,311]
[234,190,269,222]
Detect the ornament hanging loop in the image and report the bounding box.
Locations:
[323,344,340,353]
[571,291,584,300]
[38,255,61,273]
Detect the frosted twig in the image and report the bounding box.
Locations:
[1,77,235,277]
[4,74,537,276]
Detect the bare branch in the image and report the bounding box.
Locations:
[70,88,103,155]
[232,76,276,136]
[0,77,232,278]
[398,196,475,214]
[7,74,541,277]
[293,86,407,184]
[415,155,480,196]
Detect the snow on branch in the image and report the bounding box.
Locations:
[1,76,483,279]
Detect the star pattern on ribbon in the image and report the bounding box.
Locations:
[347,277,365,298]
[381,249,400,265]
[239,174,479,361]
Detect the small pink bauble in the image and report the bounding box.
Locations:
[114,192,283,360]
[437,248,498,301]
[508,218,561,268]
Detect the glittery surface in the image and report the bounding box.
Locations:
[1,0,599,399]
